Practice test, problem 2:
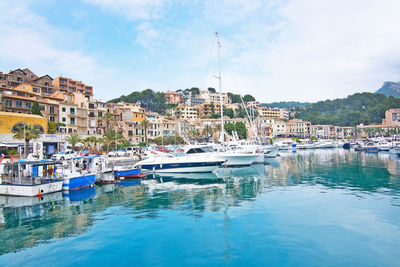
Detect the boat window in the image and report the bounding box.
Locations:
[186,149,197,154]
[200,147,215,152]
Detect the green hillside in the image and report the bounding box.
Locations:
[294,92,400,126]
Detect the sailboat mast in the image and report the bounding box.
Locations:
[216,32,224,143]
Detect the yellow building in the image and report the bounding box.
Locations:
[0,112,47,134]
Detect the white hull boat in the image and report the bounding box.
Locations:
[0,181,63,197]
[135,153,225,173]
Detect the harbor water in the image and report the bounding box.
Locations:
[0,149,400,266]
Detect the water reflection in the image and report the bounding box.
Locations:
[0,149,399,257]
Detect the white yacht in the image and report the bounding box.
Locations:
[134,147,225,173]
[376,140,391,151]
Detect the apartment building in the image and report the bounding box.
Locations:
[53,77,93,98]
[146,112,164,139]
[197,103,221,118]
[59,102,78,134]
[335,126,354,139]
[107,102,147,143]
[310,125,336,138]
[185,97,205,106]
[165,90,184,104]
[382,108,400,126]
[257,107,288,120]
[286,119,311,138]
[199,90,230,105]
[174,105,198,119]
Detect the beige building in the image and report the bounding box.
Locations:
[197,103,221,118]
[53,76,93,98]
[199,90,230,105]
[257,107,289,120]
[286,119,311,138]
[165,91,184,104]
[382,108,400,126]
[174,105,198,119]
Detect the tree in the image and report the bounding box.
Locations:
[235,122,247,139]
[65,134,81,150]
[104,112,117,131]
[243,94,255,102]
[202,124,213,139]
[48,122,57,134]
[140,119,150,143]
[224,123,235,136]
[208,87,216,93]
[101,130,125,153]
[31,101,43,116]
[223,107,234,119]
[13,124,41,157]
[55,122,66,132]
[190,87,200,96]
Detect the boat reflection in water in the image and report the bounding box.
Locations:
[63,186,96,203]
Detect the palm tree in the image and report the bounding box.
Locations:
[65,134,81,151]
[104,112,117,131]
[101,130,125,153]
[213,124,221,142]
[140,119,150,143]
[202,124,213,139]
[13,124,41,158]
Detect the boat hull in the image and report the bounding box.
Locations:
[223,154,259,167]
[63,174,96,191]
[140,161,224,173]
[114,168,142,178]
[95,171,116,184]
[0,180,63,197]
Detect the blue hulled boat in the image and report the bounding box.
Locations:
[114,167,143,178]
[62,156,97,191]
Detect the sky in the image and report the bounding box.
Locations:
[1,0,400,103]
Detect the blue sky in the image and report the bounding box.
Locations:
[1,0,400,102]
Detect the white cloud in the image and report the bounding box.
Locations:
[0,0,149,101]
[83,0,168,20]
[214,0,400,102]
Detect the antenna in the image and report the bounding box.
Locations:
[215,32,224,143]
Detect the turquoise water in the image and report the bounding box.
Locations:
[0,149,400,266]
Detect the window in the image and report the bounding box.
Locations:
[16,100,22,107]
[89,112,94,118]
[50,106,55,113]
[70,108,75,115]
[70,118,75,124]
[62,107,66,112]
[62,117,66,122]
[26,102,32,109]
[17,77,22,82]
[68,95,72,101]
[17,92,24,96]
[89,103,95,109]
[50,116,55,122]
[5,99,12,107]
[98,112,103,117]
[39,104,45,111]
[33,88,40,93]
[128,130,133,136]
[44,82,49,86]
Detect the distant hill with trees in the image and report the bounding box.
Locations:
[375,81,400,98]
[294,92,400,126]
[108,89,166,114]
[261,101,310,109]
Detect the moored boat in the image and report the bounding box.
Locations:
[0,160,63,197]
